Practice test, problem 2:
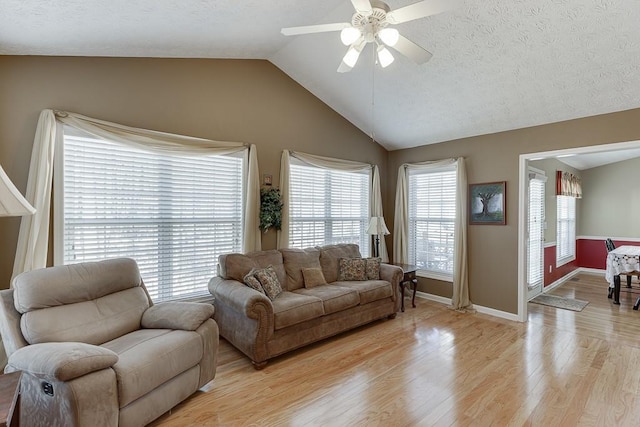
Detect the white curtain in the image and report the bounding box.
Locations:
[277,150,388,262]
[393,157,472,311]
[13,109,261,280]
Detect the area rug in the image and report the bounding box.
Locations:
[529,294,589,312]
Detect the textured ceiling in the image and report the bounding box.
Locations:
[2,0,640,151]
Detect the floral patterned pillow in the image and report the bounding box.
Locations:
[365,257,381,280]
[254,265,283,300]
[243,269,266,295]
[338,258,367,281]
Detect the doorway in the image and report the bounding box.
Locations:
[517,139,640,322]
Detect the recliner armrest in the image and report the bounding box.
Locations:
[6,342,118,382]
[141,302,215,331]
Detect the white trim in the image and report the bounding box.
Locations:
[556,255,576,268]
[414,291,520,322]
[415,290,450,305]
[578,235,640,243]
[541,268,582,293]
[544,241,556,248]
[416,270,453,283]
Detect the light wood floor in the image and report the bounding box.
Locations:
[151,273,640,426]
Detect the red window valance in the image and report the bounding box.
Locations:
[556,170,582,198]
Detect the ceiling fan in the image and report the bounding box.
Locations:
[281,0,458,73]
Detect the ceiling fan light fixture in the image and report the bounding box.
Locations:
[378,27,399,47]
[343,45,363,68]
[340,27,361,46]
[377,45,394,68]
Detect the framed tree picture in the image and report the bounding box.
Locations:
[469,181,506,225]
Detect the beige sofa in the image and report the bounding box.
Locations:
[208,244,403,369]
[0,258,219,427]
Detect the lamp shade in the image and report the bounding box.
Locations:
[0,165,36,217]
[366,216,390,236]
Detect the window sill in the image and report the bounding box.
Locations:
[416,270,453,283]
[556,255,576,268]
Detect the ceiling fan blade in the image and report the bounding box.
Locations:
[391,35,433,64]
[386,0,460,24]
[281,22,351,36]
[337,61,353,73]
[350,0,373,15]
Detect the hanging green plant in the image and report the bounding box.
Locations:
[259,188,284,233]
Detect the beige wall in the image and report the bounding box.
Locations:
[579,157,640,237]
[4,55,640,315]
[0,56,388,288]
[387,108,640,313]
[529,158,581,244]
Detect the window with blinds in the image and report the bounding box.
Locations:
[408,166,457,277]
[527,176,545,288]
[289,160,370,255]
[55,127,245,302]
[556,195,576,266]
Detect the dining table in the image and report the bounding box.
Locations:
[605,245,640,306]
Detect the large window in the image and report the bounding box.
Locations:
[408,166,457,278]
[556,195,576,266]
[288,159,370,255]
[55,127,245,302]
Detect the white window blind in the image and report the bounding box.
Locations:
[289,160,370,255]
[556,195,576,266]
[56,127,244,302]
[527,176,545,288]
[408,167,457,276]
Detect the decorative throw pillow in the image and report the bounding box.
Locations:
[243,269,266,295]
[365,257,381,280]
[254,265,283,300]
[338,258,367,281]
[301,267,327,288]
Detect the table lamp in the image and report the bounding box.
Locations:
[366,216,390,258]
[0,165,36,217]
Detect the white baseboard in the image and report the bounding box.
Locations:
[414,266,604,324]
[415,291,520,322]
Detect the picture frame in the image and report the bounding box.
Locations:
[469,181,506,225]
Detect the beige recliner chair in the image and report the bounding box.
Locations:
[0,258,219,427]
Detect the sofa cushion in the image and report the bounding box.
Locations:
[318,244,361,284]
[219,250,286,286]
[338,258,367,281]
[102,328,203,408]
[254,266,283,300]
[302,267,327,288]
[280,248,321,291]
[332,280,393,305]
[272,291,324,330]
[365,257,381,280]
[293,285,360,315]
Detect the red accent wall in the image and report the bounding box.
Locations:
[544,238,640,286]
[544,245,579,287]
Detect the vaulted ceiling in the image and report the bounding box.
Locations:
[2,0,640,151]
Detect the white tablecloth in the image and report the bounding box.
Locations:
[605,245,640,285]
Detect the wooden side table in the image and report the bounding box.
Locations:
[0,371,21,427]
[392,263,418,312]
